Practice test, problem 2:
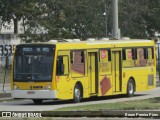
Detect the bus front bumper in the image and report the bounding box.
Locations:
[11,90,57,99]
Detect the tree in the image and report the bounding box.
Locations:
[119,0,148,38]
[119,0,160,39]
[0,0,34,34]
[1,0,160,41]
[144,0,160,38]
[21,0,113,42]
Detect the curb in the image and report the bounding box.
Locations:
[0,83,11,100]
[0,92,11,101]
[0,93,11,98]
[0,97,12,101]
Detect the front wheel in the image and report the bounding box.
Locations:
[127,79,135,97]
[73,84,82,103]
[32,99,43,104]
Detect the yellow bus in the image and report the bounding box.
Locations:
[11,39,156,104]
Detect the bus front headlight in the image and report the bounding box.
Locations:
[44,84,51,90]
[14,84,19,90]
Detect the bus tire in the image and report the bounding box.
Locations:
[73,84,82,103]
[32,99,43,104]
[127,79,135,97]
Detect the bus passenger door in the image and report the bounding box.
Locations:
[88,52,98,94]
[112,51,122,92]
[56,51,70,99]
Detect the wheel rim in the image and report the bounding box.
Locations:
[75,87,80,100]
[129,82,133,94]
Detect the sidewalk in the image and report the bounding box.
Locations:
[0,84,11,99]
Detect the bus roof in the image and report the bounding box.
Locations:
[51,39,155,50]
[18,39,155,50]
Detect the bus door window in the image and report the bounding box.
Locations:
[122,49,126,61]
[57,56,69,75]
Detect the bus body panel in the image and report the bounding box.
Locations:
[11,39,156,101]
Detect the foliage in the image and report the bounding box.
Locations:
[119,0,160,39]
[20,0,111,42]
[0,0,160,41]
[0,0,34,33]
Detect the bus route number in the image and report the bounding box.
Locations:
[23,48,33,52]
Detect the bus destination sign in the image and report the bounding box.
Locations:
[17,46,54,53]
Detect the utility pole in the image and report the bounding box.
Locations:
[104,4,107,37]
[112,0,120,39]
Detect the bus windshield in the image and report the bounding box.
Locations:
[14,45,54,82]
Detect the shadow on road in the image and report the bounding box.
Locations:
[18,93,149,106]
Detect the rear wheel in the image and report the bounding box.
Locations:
[73,84,82,103]
[32,99,43,104]
[127,79,135,97]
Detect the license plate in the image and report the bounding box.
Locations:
[27,91,35,94]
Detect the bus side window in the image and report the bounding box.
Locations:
[151,48,154,59]
[99,49,111,61]
[100,50,108,61]
[70,50,85,76]
[71,52,73,63]
[135,49,137,59]
[108,50,111,61]
[147,48,154,66]
[57,56,69,75]
[126,49,133,60]
[99,49,111,74]
[132,48,137,60]
[137,48,147,66]
[81,51,85,63]
[123,48,135,67]
[143,48,148,59]
[71,50,85,64]
[122,49,126,60]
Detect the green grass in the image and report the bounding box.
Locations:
[0,67,10,84]
[55,97,160,111]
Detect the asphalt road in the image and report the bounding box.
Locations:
[0,87,160,111]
